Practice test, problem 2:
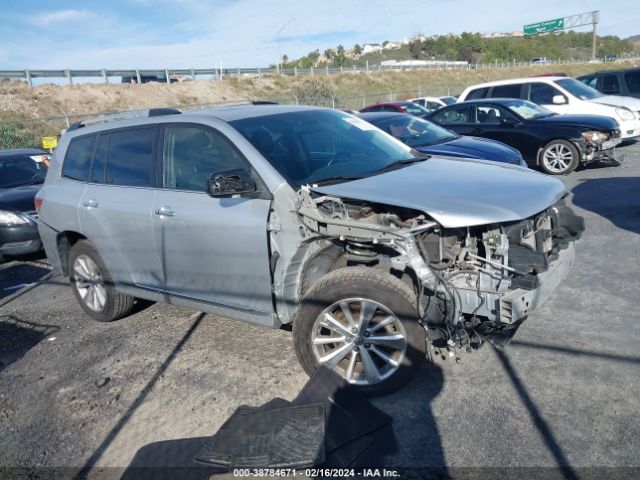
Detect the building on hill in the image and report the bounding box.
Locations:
[362,43,382,54]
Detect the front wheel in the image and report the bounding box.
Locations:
[539,139,580,175]
[293,267,426,396]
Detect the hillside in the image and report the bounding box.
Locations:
[1,60,640,149]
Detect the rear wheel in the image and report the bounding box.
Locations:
[539,140,580,175]
[293,267,426,396]
[68,241,134,322]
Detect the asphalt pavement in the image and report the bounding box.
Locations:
[0,142,639,478]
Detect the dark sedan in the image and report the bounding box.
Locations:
[360,101,432,118]
[357,112,526,166]
[425,98,622,175]
[0,149,49,261]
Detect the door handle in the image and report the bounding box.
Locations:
[83,199,99,208]
[155,206,176,217]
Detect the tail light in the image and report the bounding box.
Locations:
[35,196,44,213]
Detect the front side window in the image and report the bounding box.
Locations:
[105,128,155,187]
[62,135,96,182]
[230,110,417,188]
[529,82,562,104]
[162,126,248,192]
[601,75,621,95]
[466,88,488,100]
[431,105,470,124]
[475,106,505,124]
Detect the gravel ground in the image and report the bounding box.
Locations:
[0,142,639,478]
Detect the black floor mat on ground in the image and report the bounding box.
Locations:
[195,403,325,469]
[293,366,393,452]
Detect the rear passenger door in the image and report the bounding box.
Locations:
[79,126,164,289]
[153,123,274,317]
[429,104,474,135]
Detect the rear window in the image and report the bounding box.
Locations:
[624,71,640,93]
[466,88,488,100]
[430,105,471,124]
[105,128,155,187]
[62,135,97,181]
[490,84,523,99]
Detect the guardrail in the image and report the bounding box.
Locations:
[3,56,638,86]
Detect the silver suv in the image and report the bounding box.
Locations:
[36,105,584,395]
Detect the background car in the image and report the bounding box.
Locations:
[359,101,431,118]
[357,112,526,166]
[0,149,49,262]
[408,96,457,110]
[577,68,640,99]
[425,98,621,175]
[457,76,640,140]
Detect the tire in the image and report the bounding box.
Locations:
[293,267,426,396]
[539,139,580,175]
[68,240,135,322]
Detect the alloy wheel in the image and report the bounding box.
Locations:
[542,143,574,173]
[73,254,107,312]
[311,298,407,386]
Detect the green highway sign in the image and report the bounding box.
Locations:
[523,17,565,35]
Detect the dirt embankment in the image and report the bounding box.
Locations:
[1,61,638,119]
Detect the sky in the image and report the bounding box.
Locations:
[0,0,638,70]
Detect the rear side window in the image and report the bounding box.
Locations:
[62,135,96,181]
[601,75,621,95]
[431,105,470,124]
[105,128,155,187]
[529,82,561,104]
[466,88,488,100]
[490,84,523,99]
[624,71,640,93]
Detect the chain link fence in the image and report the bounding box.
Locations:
[0,86,450,150]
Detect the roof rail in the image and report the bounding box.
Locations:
[66,108,181,132]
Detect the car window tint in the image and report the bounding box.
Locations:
[90,134,108,183]
[529,83,560,104]
[105,128,154,187]
[0,155,48,188]
[602,75,621,94]
[427,101,441,109]
[466,87,488,100]
[62,135,96,182]
[624,71,640,93]
[162,126,248,192]
[475,106,504,124]
[432,105,470,124]
[490,84,522,99]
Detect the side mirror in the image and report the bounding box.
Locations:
[552,95,567,105]
[501,117,519,127]
[207,169,256,197]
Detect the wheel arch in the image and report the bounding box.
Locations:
[56,231,87,276]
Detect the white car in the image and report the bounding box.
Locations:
[458,77,640,139]
[409,96,457,110]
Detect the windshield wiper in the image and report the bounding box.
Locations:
[371,156,429,174]
[311,174,367,186]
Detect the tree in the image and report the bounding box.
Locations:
[334,45,347,67]
[409,40,422,59]
[282,54,289,65]
[382,40,389,47]
[324,48,334,60]
[353,44,362,56]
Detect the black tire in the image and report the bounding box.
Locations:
[68,240,134,322]
[293,267,426,396]
[538,139,580,175]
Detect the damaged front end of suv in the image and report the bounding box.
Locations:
[293,181,584,357]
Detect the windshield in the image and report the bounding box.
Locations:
[403,103,430,115]
[371,115,458,147]
[230,110,421,187]
[440,96,457,105]
[501,99,555,119]
[0,155,48,188]
[554,78,603,100]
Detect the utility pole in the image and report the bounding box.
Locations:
[592,11,599,60]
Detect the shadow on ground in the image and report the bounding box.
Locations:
[572,177,640,234]
[0,315,59,372]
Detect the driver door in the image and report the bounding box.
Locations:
[152,123,274,317]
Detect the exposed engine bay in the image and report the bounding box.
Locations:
[296,186,584,352]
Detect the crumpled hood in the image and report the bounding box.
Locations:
[591,95,640,110]
[0,184,41,212]
[415,136,521,164]
[313,157,566,228]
